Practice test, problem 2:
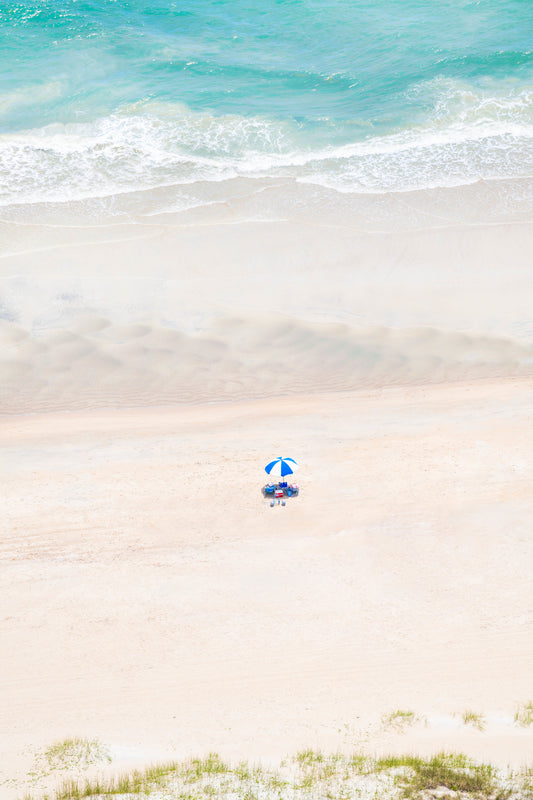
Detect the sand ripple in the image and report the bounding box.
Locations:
[2,315,533,414]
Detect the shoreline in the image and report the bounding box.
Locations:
[3,0,533,794]
[2,174,533,229]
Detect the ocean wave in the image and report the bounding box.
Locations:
[1,81,532,207]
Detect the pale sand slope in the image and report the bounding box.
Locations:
[2,379,533,797]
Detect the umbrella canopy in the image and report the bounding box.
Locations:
[265,457,298,478]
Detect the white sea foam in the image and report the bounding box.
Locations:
[0,81,532,209]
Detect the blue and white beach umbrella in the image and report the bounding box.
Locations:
[264,457,298,478]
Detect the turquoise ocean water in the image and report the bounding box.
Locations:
[1,0,532,209]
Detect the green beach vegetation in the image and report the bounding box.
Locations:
[19,749,533,800]
[381,710,421,733]
[461,711,487,732]
[514,702,533,728]
[43,739,111,772]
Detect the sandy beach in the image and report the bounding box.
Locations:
[2,379,533,795]
[2,173,533,796]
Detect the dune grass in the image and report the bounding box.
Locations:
[514,701,533,728]
[19,750,532,800]
[53,762,180,800]
[43,739,111,771]
[23,760,185,800]
[373,752,505,799]
[381,709,420,732]
[461,710,487,731]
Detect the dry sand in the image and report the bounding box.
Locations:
[1,178,533,795]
